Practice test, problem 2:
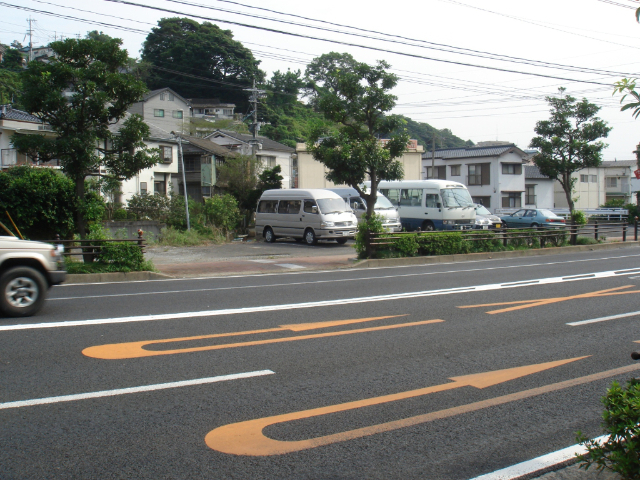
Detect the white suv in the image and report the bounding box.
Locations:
[0,236,66,317]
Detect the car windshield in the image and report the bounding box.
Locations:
[374,195,395,209]
[317,198,349,214]
[475,205,491,216]
[538,209,560,218]
[440,188,473,208]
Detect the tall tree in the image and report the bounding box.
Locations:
[530,88,611,213]
[141,18,264,110]
[11,37,159,239]
[305,53,409,217]
[1,48,24,70]
[305,53,409,257]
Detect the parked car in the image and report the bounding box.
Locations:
[499,209,566,228]
[327,188,402,232]
[255,189,358,245]
[473,204,502,229]
[0,236,66,317]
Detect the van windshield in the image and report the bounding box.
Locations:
[440,188,473,208]
[317,198,349,214]
[374,195,395,209]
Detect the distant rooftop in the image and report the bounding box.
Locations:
[0,105,41,123]
[422,143,526,160]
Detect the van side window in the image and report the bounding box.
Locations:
[381,189,400,206]
[303,200,317,214]
[258,200,278,213]
[400,189,423,206]
[278,200,301,214]
[425,194,439,208]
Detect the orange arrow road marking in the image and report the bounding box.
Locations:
[205,356,590,456]
[458,286,640,314]
[82,315,442,360]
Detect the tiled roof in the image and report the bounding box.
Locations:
[525,165,552,179]
[108,113,176,141]
[422,144,525,160]
[207,129,295,153]
[178,134,234,157]
[0,105,41,123]
[601,160,637,168]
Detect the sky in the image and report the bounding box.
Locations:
[3,0,640,160]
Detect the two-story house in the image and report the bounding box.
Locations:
[205,129,295,188]
[422,142,530,211]
[127,87,191,136]
[0,104,55,169]
[601,160,636,204]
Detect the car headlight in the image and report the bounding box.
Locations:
[442,220,455,225]
[321,221,335,227]
[475,218,490,225]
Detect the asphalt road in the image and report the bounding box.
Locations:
[2,247,640,479]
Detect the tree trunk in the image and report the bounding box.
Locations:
[563,181,577,245]
[75,176,94,263]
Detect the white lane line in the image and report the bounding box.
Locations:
[249,260,276,263]
[469,435,607,480]
[567,310,640,326]
[275,264,305,269]
[6,268,640,332]
[56,252,640,287]
[0,370,274,410]
[50,255,640,301]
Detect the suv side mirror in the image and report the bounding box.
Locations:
[311,206,318,214]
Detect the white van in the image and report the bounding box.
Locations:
[255,189,358,245]
[366,180,476,231]
[327,188,402,232]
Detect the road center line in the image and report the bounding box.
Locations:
[0,370,274,410]
[4,268,640,332]
[567,310,640,326]
[51,253,640,299]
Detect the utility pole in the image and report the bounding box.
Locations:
[243,80,265,158]
[634,143,640,208]
[27,17,34,62]
[175,134,191,231]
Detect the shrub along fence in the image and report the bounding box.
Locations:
[49,231,146,262]
[368,220,639,259]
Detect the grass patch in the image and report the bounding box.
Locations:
[575,236,600,245]
[151,226,226,246]
[65,257,155,274]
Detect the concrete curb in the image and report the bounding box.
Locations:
[64,271,172,284]
[351,241,640,269]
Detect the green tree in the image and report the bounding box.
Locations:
[141,18,264,110]
[216,155,262,210]
[0,166,77,239]
[305,53,409,255]
[1,48,24,70]
[0,70,22,106]
[11,37,159,240]
[257,164,283,191]
[529,88,611,213]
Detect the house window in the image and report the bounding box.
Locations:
[215,157,225,167]
[172,110,183,119]
[450,165,460,176]
[154,109,164,117]
[468,164,482,185]
[202,186,211,197]
[525,185,536,205]
[168,93,174,101]
[502,192,522,208]
[426,166,446,179]
[606,177,618,188]
[161,146,172,164]
[258,155,276,168]
[472,196,491,208]
[140,182,147,194]
[223,109,233,116]
[159,93,165,101]
[183,157,199,172]
[502,163,522,175]
[581,174,597,183]
[591,175,597,183]
[154,180,166,196]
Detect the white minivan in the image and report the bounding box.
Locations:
[255,189,358,245]
[327,188,402,232]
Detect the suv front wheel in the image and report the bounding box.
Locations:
[0,266,47,317]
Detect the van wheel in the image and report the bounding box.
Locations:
[0,266,47,317]
[264,227,276,243]
[422,221,435,231]
[304,229,318,245]
[336,238,348,244]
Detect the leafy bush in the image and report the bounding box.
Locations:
[0,165,76,239]
[203,194,241,235]
[127,192,170,221]
[355,215,384,258]
[576,378,640,479]
[98,243,144,271]
[113,208,129,220]
[572,210,587,226]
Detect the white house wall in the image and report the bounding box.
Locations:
[553,167,605,209]
[137,95,190,136]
